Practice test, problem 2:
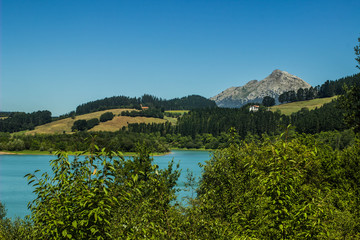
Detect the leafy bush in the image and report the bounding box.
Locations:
[71,120,87,132]
[86,118,99,129]
[191,130,360,239]
[25,144,180,239]
[99,112,114,122]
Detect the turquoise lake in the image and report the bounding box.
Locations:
[0,150,212,219]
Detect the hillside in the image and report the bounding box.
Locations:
[75,94,216,115]
[269,96,338,115]
[211,70,311,108]
[27,109,167,134]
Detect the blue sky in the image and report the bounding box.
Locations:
[1,0,360,116]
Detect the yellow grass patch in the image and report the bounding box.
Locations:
[269,96,338,115]
[90,116,167,132]
[165,110,189,114]
[26,109,145,134]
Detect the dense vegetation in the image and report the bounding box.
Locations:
[120,108,164,119]
[1,131,360,239]
[0,131,171,153]
[75,94,217,115]
[71,118,100,132]
[0,111,52,133]
[279,73,360,104]
[0,98,353,153]
[126,100,346,138]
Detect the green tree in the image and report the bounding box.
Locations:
[26,149,118,239]
[355,36,360,69]
[25,144,181,239]
[338,84,360,133]
[71,119,87,131]
[86,118,99,129]
[338,36,360,133]
[262,96,276,107]
[99,112,114,122]
[296,88,305,101]
[194,131,332,239]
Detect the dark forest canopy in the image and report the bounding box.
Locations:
[75,94,217,115]
[279,73,360,103]
[0,111,52,133]
[124,98,348,138]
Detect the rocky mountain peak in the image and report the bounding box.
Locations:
[211,70,311,108]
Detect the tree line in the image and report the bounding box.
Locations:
[75,94,217,115]
[278,73,360,103]
[120,109,164,119]
[0,111,52,133]
[128,100,348,136]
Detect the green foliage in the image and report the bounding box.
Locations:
[338,84,360,133]
[355,36,360,69]
[99,112,114,122]
[278,72,360,104]
[0,202,6,220]
[23,144,181,239]
[336,37,360,133]
[193,131,360,239]
[291,100,347,134]
[71,118,99,132]
[0,131,171,153]
[121,108,164,119]
[109,143,182,238]
[86,118,100,129]
[71,119,88,132]
[0,110,52,133]
[26,149,118,239]
[176,107,290,137]
[75,94,216,115]
[0,202,33,240]
[4,139,26,151]
[262,96,276,107]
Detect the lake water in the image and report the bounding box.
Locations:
[0,150,212,219]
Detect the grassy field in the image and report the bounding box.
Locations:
[26,108,166,134]
[165,110,189,114]
[269,96,338,115]
[164,110,189,124]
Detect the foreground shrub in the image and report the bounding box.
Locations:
[192,130,360,239]
[26,144,180,239]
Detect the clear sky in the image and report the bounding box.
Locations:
[1,0,360,116]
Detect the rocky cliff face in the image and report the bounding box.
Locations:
[211,70,311,108]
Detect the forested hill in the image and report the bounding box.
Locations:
[0,111,52,133]
[316,72,360,97]
[278,73,360,104]
[75,94,217,115]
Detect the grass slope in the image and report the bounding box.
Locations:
[269,96,338,115]
[90,116,166,132]
[26,109,166,134]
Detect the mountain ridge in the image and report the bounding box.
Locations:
[211,70,312,108]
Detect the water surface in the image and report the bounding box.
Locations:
[0,150,211,219]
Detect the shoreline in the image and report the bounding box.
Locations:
[0,148,212,156]
[0,150,172,157]
[0,151,17,155]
